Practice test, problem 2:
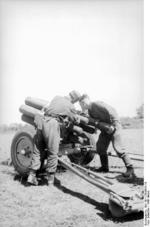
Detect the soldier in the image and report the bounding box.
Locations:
[27,90,81,186]
[79,94,134,178]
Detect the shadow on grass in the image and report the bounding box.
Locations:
[14,174,28,185]
[116,174,144,185]
[54,178,143,223]
[97,209,143,223]
[0,158,12,166]
[105,173,144,186]
[12,165,67,186]
[79,165,144,186]
[85,165,143,186]
[13,173,49,186]
[12,173,143,222]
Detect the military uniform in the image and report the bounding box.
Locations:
[28,95,78,185]
[87,101,133,174]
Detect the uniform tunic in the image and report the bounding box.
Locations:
[30,96,77,173]
[45,96,76,121]
[88,101,125,158]
[88,101,121,127]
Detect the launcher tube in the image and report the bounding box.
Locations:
[25,97,49,110]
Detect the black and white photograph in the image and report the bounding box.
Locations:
[0,0,147,226]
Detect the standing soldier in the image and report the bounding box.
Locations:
[27,90,81,185]
[79,94,134,178]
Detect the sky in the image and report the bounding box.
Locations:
[0,0,144,124]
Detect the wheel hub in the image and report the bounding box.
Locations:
[16,136,33,167]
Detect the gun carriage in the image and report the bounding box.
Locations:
[11,97,144,218]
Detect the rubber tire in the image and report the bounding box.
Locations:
[68,133,96,165]
[11,130,96,175]
[11,130,35,176]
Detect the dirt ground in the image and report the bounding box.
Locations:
[0,129,144,227]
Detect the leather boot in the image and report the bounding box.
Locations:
[46,172,55,185]
[27,170,38,186]
[123,166,135,178]
[96,154,109,173]
[121,153,134,178]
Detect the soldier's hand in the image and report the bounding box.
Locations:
[75,115,81,124]
[88,117,97,126]
[106,125,115,134]
[96,122,115,135]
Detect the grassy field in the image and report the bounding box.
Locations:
[0,129,144,227]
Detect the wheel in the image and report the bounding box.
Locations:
[68,133,96,165]
[11,130,35,176]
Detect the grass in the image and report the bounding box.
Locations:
[0,129,144,227]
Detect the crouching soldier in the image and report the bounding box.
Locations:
[79,94,134,178]
[27,90,81,186]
